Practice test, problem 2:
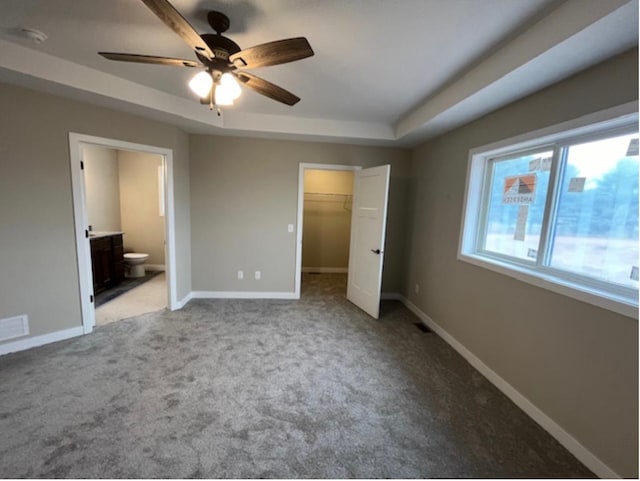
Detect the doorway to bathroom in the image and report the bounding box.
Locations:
[69,134,177,334]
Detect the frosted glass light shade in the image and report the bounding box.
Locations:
[214,73,241,105]
[189,71,213,98]
[220,73,241,100]
[214,85,234,106]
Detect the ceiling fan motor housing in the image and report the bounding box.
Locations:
[199,11,240,73]
[207,11,230,34]
[200,34,241,62]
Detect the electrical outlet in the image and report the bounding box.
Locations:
[414,283,420,294]
[255,271,261,280]
[237,270,244,280]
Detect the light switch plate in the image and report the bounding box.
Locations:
[288,224,294,233]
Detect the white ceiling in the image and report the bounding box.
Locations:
[0,0,637,146]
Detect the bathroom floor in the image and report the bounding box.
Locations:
[95,271,162,307]
[95,272,167,326]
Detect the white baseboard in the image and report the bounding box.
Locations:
[192,291,298,300]
[302,267,348,273]
[175,292,193,309]
[0,325,84,357]
[145,264,165,272]
[395,294,620,479]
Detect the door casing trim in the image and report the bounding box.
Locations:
[68,133,178,334]
[295,163,361,298]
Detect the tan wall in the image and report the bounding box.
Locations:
[83,145,121,232]
[303,170,354,270]
[404,48,639,477]
[118,150,165,266]
[304,169,354,193]
[0,82,191,342]
[190,136,411,293]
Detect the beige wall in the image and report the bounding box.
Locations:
[190,136,411,293]
[404,48,638,477]
[172,127,192,300]
[303,170,354,270]
[0,82,191,342]
[118,150,165,266]
[83,145,121,232]
[304,169,354,193]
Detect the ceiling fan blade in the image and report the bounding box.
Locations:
[234,71,300,106]
[141,0,215,60]
[230,37,314,69]
[99,52,203,68]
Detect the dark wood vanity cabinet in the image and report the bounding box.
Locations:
[90,233,124,294]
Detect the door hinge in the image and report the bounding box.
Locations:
[80,160,84,170]
[85,229,89,238]
[90,294,94,303]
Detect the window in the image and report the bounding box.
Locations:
[460,105,639,318]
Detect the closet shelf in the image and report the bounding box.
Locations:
[304,192,353,210]
[304,192,352,196]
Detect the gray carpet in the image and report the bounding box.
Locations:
[0,274,594,478]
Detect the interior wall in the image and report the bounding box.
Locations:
[404,48,639,477]
[172,127,192,300]
[302,170,354,271]
[190,137,411,293]
[83,145,121,232]
[0,82,191,344]
[118,150,165,266]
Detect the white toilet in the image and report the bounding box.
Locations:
[124,253,149,278]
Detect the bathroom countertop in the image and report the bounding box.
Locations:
[89,231,124,239]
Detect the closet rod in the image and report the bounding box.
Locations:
[304,192,352,196]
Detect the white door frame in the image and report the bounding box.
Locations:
[295,163,362,298]
[69,133,178,334]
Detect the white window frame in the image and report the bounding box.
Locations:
[459,102,639,319]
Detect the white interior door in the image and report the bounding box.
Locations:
[347,165,391,318]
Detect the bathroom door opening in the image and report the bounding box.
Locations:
[69,133,177,334]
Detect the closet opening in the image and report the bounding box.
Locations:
[298,166,356,297]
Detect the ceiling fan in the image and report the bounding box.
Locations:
[98,0,314,113]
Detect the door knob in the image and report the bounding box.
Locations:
[371,249,381,255]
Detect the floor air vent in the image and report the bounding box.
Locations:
[0,315,29,342]
[414,322,431,333]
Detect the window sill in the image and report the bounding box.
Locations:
[458,252,638,320]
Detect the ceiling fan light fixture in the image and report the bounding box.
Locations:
[189,71,213,98]
[220,73,241,100]
[214,84,234,106]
